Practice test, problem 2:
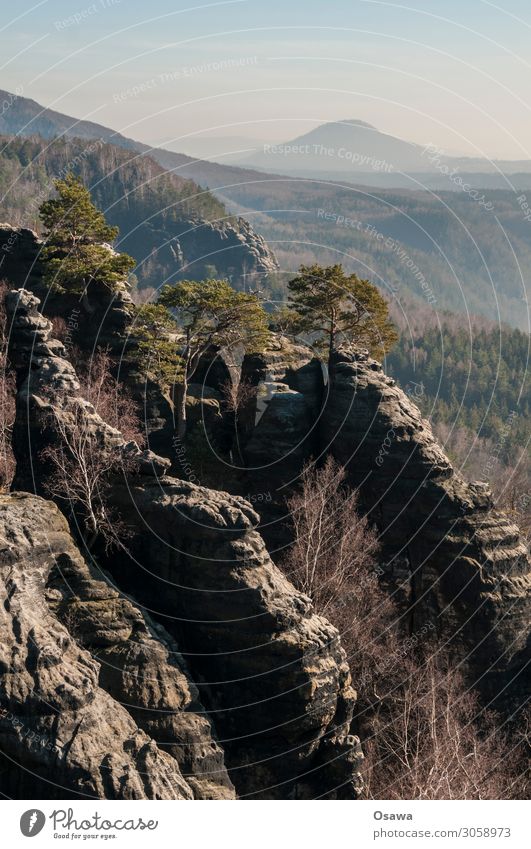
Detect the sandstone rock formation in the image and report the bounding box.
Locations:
[195,342,530,711]
[241,336,323,475]
[107,478,363,799]
[139,326,531,713]
[160,215,279,281]
[0,492,216,800]
[3,288,364,799]
[321,350,530,708]
[0,213,278,307]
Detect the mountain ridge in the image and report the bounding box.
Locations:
[241,117,531,178]
[3,90,531,192]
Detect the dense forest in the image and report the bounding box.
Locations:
[386,309,530,531]
[0,135,233,288]
[218,178,531,330]
[0,135,228,222]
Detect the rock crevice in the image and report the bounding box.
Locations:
[3,288,363,800]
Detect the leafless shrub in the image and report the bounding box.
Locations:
[42,402,132,551]
[71,346,145,445]
[281,456,380,615]
[364,656,529,800]
[219,376,257,413]
[41,347,142,550]
[281,456,397,710]
[280,455,528,799]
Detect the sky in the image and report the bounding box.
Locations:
[3,0,531,160]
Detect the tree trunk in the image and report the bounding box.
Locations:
[175,379,188,440]
[328,317,336,379]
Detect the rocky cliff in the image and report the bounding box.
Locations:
[160,335,527,709]
[236,344,530,709]
[322,350,530,708]
[3,252,528,719]
[2,288,363,800]
[0,492,230,800]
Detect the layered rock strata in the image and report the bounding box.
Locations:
[4,288,363,799]
[0,492,217,800]
[321,350,530,707]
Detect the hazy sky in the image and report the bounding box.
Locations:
[3,0,531,159]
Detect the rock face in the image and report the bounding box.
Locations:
[107,479,363,799]
[43,500,234,801]
[225,337,325,551]
[154,215,278,281]
[0,212,278,302]
[5,287,163,495]
[4,288,364,799]
[0,492,227,800]
[189,341,530,712]
[321,350,530,708]
[0,225,136,352]
[241,336,324,473]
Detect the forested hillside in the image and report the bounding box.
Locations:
[386,311,530,530]
[1,91,529,329]
[219,179,531,330]
[0,135,277,289]
[0,135,226,223]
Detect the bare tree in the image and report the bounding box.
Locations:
[41,402,131,550]
[72,346,145,445]
[281,456,381,616]
[364,656,529,800]
[281,456,399,714]
[219,376,257,463]
[40,350,142,550]
[280,455,529,800]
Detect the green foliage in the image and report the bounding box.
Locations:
[0,135,230,290]
[285,263,397,361]
[131,279,269,436]
[387,321,530,469]
[158,277,269,437]
[158,278,270,361]
[133,304,184,388]
[39,173,135,294]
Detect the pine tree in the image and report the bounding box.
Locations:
[158,278,270,438]
[39,172,135,294]
[284,263,397,369]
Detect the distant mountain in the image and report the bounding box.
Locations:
[239,118,531,188]
[243,118,429,173]
[1,90,530,328]
[2,90,531,193]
